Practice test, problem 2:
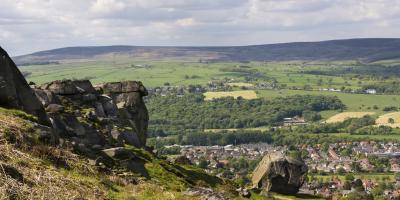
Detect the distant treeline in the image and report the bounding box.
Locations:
[19,61,60,66]
[148,130,272,147]
[146,94,345,136]
[304,65,400,79]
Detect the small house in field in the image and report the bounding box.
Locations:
[283,116,307,126]
[365,89,377,94]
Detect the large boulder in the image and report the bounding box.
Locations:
[0,47,50,125]
[252,152,308,195]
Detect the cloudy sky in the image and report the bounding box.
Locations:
[1,0,400,56]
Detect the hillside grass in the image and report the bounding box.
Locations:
[0,107,239,199]
[376,112,400,128]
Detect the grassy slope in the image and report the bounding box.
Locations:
[0,107,239,200]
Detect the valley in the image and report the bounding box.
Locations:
[9,39,400,199]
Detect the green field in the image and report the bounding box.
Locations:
[257,89,400,119]
[21,59,400,123]
[21,60,384,88]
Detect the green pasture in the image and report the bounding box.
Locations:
[257,89,400,116]
[21,60,381,89]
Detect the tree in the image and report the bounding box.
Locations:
[351,162,362,173]
[343,181,352,190]
[388,118,395,124]
[337,167,346,175]
[341,191,373,200]
[198,159,208,169]
[303,110,322,122]
[345,174,355,181]
[353,179,364,191]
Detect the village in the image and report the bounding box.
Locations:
[163,141,400,199]
[146,78,378,98]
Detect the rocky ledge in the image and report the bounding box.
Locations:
[34,79,149,154]
[0,46,149,158]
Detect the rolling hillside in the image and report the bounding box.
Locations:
[13,38,400,65]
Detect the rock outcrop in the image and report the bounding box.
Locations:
[33,79,149,155]
[0,47,50,125]
[252,152,308,195]
[0,47,149,160]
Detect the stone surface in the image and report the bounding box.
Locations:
[45,104,64,113]
[184,187,229,200]
[103,81,149,147]
[40,80,96,95]
[0,47,50,126]
[34,79,149,152]
[252,152,308,195]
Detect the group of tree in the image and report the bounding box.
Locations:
[293,115,394,135]
[146,94,345,136]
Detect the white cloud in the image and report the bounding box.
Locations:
[90,0,126,14]
[0,0,399,56]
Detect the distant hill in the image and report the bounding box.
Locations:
[13,38,400,65]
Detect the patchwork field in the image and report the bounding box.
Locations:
[203,90,257,100]
[20,60,383,89]
[20,59,400,122]
[326,112,375,123]
[376,112,400,128]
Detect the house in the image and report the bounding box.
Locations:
[283,116,307,126]
[365,89,377,94]
[328,149,340,160]
[360,159,374,171]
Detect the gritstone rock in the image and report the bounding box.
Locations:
[0,47,51,126]
[251,152,308,195]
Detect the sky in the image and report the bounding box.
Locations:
[1,0,400,56]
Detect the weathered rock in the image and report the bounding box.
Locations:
[28,78,150,158]
[41,80,80,95]
[45,104,64,113]
[102,81,147,94]
[99,95,118,117]
[73,80,97,94]
[184,187,229,200]
[34,89,60,106]
[0,47,51,126]
[252,152,308,195]
[104,81,149,147]
[40,80,96,95]
[101,147,148,176]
